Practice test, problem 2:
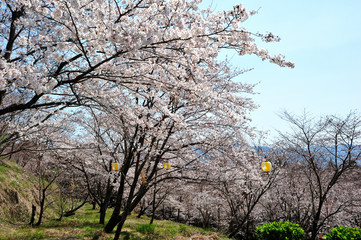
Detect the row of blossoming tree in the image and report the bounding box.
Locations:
[1,0,360,240]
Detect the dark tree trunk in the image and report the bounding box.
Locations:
[99,204,107,224]
[29,204,36,225]
[113,211,129,240]
[106,185,148,237]
[150,172,157,225]
[35,189,46,226]
[310,206,323,240]
[99,178,113,224]
[137,206,148,218]
[104,176,126,233]
[104,157,139,233]
[64,198,88,217]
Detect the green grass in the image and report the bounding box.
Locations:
[0,204,232,240]
[0,160,231,239]
[0,228,45,240]
[135,223,155,234]
[0,160,24,174]
[9,180,17,187]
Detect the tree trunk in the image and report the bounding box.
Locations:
[104,164,138,233]
[104,212,120,233]
[228,215,249,238]
[35,189,46,226]
[150,172,157,224]
[105,185,147,235]
[64,198,88,217]
[103,182,125,233]
[29,204,36,225]
[98,179,113,224]
[137,206,147,218]
[310,211,322,240]
[99,204,107,224]
[310,195,326,240]
[113,211,129,240]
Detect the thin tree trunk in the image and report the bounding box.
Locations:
[137,205,148,218]
[150,171,157,224]
[64,198,88,217]
[29,204,36,225]
[99,178,113,224]
[35,189,46,226]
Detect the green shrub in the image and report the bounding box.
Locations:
[135,224,155,234]
[325,226,361,240]
[255,221,305,240]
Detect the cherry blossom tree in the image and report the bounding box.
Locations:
[142,140,279,239]
[190,144,278,239]
[28,149,63,226]
[55,168,88,221]
[64,111,118,224]
[0,0,293,119]
[260,164,313,232]
[274,112,361,240]
[1,1,295,239]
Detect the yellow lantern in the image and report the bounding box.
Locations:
[261,161,272,172]
[163,162,170,170]
[112,162,119,171]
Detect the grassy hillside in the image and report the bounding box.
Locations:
[0,158,46,224]
[0,159,232,240]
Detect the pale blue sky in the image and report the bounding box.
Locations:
[200,0,361,139]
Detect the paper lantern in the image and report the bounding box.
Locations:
[163,162,170,170]
[261,161,272,172]
[112,162,119,171]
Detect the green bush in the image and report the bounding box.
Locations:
[325,226,361,240]
[135,224,155,234]
[255,221,305,240]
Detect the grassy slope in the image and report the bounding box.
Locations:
[0,159,231,240]
[0,158,43,224]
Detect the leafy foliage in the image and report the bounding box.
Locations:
[325,226,361,240]
[255,221,305,240]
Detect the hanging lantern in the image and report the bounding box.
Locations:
[112,162,119,171]
[163,162,170,170]
[261,161,272,172]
